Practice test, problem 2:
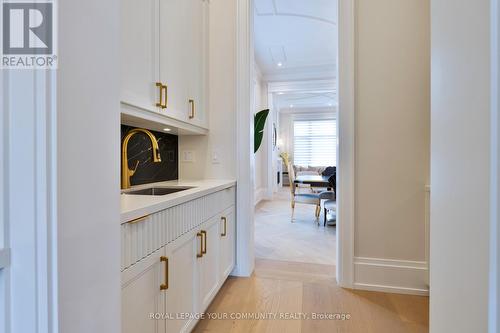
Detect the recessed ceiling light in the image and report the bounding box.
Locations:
[277,62,283,67]
[278,92,284,95]
[290,104,294,108]
[328,103,333,106]
[163,128,171,132]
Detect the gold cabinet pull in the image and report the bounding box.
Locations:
[156,82,163,108]
[221,217,227,237]
[126,214,150,225]
[197,232,203,258]
[188,99,195,119]
[201,230,207,254]
[160,256,169,290]
[162,84,168,109]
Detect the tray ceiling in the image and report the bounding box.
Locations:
[254,0,338,82]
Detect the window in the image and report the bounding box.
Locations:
[293,119,336,167]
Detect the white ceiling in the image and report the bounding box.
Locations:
[254,0,338,82]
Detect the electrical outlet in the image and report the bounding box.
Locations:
[182,151,195,162]
[212,149,220,164]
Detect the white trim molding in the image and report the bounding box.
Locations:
[254,187,268,206]
[490,1,500,331]
[233,0,255,277]
[336,0,356,288]
[2,69,59,333]
[354,257,429,296]
[268,79,336,94]
[0,249,9,270]
[425,185,431,286]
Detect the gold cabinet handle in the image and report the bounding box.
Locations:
[126,214,150,225]
[188,99,195,119]
[162,84,168,109]
[201,230,207,254]
[156,82,163,108]
[197,232,203,258]
[160,256,169,290]
[221,217,227,237]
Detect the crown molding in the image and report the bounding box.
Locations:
[264,64,336,82]
[279,106,337,114]
[268,79,336,94]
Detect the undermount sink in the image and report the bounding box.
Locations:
[124,186,195,196]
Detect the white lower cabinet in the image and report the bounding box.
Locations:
[219,206,235,280]
[165,232,197,333]
[122,248,167,333]
[198,216,220,311]
[121,187,236,333]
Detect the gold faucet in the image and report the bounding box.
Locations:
[121,128,162,189]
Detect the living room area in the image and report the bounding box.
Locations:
[254,102,338,267]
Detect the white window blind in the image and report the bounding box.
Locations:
[293,119,336,167]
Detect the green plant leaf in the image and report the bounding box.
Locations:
[254,109,270,153]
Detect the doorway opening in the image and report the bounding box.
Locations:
[252,0,339,269]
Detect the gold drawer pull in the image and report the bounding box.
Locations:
[188,99,195,119]
[201,230,207,254]
[197,232,203,258]
[160,256,169,290]
[156,82,167,109]
[156,82,163,108]
[127,214,150,225]
[162,84,168,109]
[221,217,227,237]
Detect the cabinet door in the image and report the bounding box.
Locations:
[165,232,197,333]
[122,248,167,333]
[186,0,208,127]
[198,216,220,311]
[219,206,235,279]
[121,0,160,112]
[159,0,190,122]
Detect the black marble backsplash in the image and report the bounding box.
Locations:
[121,125,178,186]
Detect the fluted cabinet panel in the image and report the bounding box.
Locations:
[121,187,235,271]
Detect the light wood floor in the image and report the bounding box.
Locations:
[193,259,429,333]
[255,188,336,265]
[193,189,429,332]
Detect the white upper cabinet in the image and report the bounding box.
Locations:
[121,0,160,112]
[186,0,208,127]
[121,0,208,129]
[159,0,189,122]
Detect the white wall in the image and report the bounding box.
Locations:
[430,0,491,332]
[353,0,430,293]
[179,0,237,181]
[57,1,121,332]
[278,113,293,162]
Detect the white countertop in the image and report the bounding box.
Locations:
[121,179,236,224]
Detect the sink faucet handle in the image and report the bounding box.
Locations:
[129,160,140,177]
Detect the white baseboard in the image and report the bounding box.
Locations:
[353,257,429,296]
[254,187,268,206]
